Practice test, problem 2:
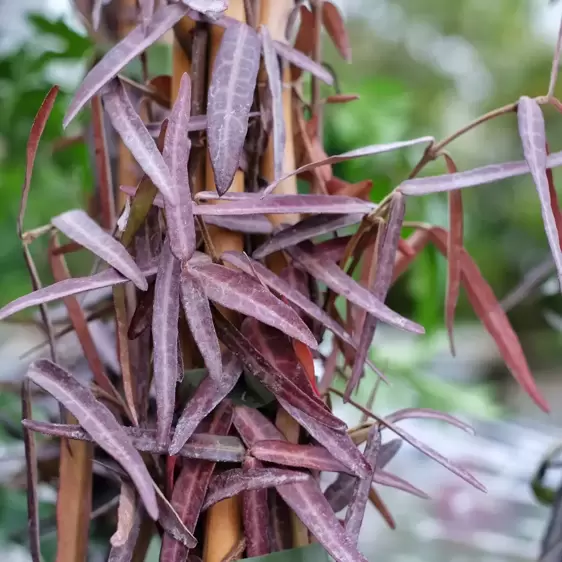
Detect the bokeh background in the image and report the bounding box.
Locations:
[1,0,562,560]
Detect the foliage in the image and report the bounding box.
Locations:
[3,0,562,561]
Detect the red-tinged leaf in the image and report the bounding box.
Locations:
[169,353,243,455]
[517,96,562,290]
[242,457,270,557]
[48,240,123,408]
[345,425,380,544]
[292,339,320,397]
[180,268,222,382]
[202,468,310,511]
[368,488,396,530]
[52,209,148,290]
[262,136,433,196]
[347,193,406,398]
[325,94,360,104]
[107,499,143,562]
[268,489,292,552]
[310,236,353,262]
[207,22,261,195]
[260,25,285,181]
[153,240,181,448]
[287,242,424,335]
[273,39,334,85]
[19,86,59,237]
[160,403,233,562]
[63,3,189,127]
[373,470,429,499]
[21,382,42,562]
[323,2,351,62]
[386,408,474,434]
[252,214,364,260]
[0,262,157,322]
[104,78,177,205]
[232,407,368,562]
[428,226,549,412]
[546,142,562,251]
[154,484,197,548]
[111,483,136,547]
[251,441,353,474]
[25,360,159,519]
[23,419,246,462]
[441,156,464,356]
[392,230,431,283]
[213,311,345,432]
[190,263,318,348]
[163,73,197,261]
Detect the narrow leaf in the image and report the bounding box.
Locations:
[104,78,177,204]
[262,137,433,196]
[251,441,353,474]
[287,242,424,335]
[347,193,406,397]
[232,407,368,562]
[323,2,351,62]
[273,40,334,85]
[111,483,136,547]
[260,25,285,181]
[213,311,345,432]
[63,3,189,127]
[207,22,261,195]
[163,73,196,261]
[386,408,474,434]
[0,263,157,322]
[429,226,549,412]
[373,471,429,499]
[26,360,159,519]
[180,268,223,382]
[155,484,197,548]
[52,209,148,290]
[252,214,364,260]
[107,499,143,562]
[169,353,242,455]
[345,425,380,544]
[190,263,318,348]
[517,96,562,290]
[139,0,155,28]
[242,457,269,557]
[153,240,181,448]
[203,468,309,511]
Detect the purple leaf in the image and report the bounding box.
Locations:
[103,78,177,204]
[163,73,196,261]
[207,22,261,195]
[202,468,309,511]
[138,0,155,28]
[153,240,181,448]
[195,193,376,215]
[180,268,223,383]
[51,209,148,290]
[154,484,197,548]
[385,408,474,434]
[517,96,562,290]
[242,457,270,557]
[0,263,157,322]
[212,311,345,432]
[221,251,360,352]
[169,352,242,455]
[373,470,429,499]
[232,407,368,562]
[260,26,285,181]
[23,419,246,462]
[252,214,364,260]
[181,0,228,18]
[25,360,158,520]
[287,242,424,335]
[347,193,406,398]
[262,136,433,196]
[63,3,189,127]
[272,40,334,86]
[189,263,318,348]
[345,425,380,544]
[202,214,273,234]
[160,402,232,562]
[250,441,353,474]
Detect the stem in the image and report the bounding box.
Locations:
[311,0,324,140]
[548,15,562,98]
